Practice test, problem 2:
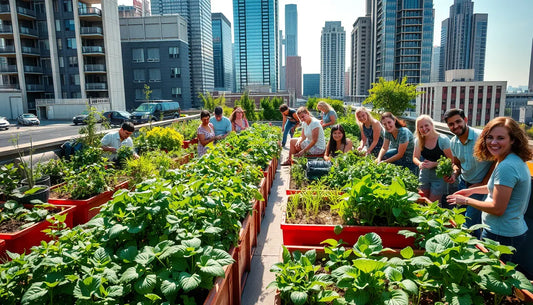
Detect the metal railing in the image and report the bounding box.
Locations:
[19,26,38,36]
[17,6,36,18]
[81,27,103,35]
[36,98,110,106]
[82,46,104,53]
[26,84,44,91]
[0,45,15,53]
[0,24,13,33]
[84,64,106,72]
[79,7,101,17]
[0,65,17,73]
[24,65,43,73]
[21,46,40,55]
[85,82,107,90]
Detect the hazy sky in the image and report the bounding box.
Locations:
[121,0,533,87]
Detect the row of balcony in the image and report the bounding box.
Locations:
[0,25,102,36]
[0,83,107,91]
[0,45,105,55]
[0,5,101,19]
[0,64,106,74]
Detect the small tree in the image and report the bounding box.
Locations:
[364,77,421,117]
[199,92,225,111]
[237,91,257,121]
[260,96,284,121]
[143,84,152,100]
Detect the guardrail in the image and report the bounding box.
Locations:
[0,114,200,165]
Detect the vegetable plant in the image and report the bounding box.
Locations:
[435,155,453,178]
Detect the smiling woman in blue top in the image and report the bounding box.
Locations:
[447,117,533,263]
[376,112,417,175]
[209,106,232,140]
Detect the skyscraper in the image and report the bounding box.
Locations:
[303,74,320,97]
[233,0,279,93]
[430,46,441,82]
[320,21,345,99]
[350,16,372,97]
[286,56,302,98]
[285,4,297,57]
[118,0,151,17]
[372,0,434,84]
[529,38,533,92]
[212,13,232,91]
[151,0,214,106]
[439,0,487,81]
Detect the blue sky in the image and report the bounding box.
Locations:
[121,0,533,87]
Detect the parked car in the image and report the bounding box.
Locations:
[72,111,103,125]
[131,101,181,124]
[102,110,132,126]
[17,113,40,126]
[0,116,9,130]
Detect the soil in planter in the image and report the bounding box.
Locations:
[0,208,62,233]
[286,198,343,225]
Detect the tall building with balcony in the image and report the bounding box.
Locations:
[320,21,345,99]
[0,0,125,116]
[439,0,487,82]
[372,0,434,84]
[151,0,213,107]
[120,15,191,111]
[212,12,232,92]
[233,0,279,93]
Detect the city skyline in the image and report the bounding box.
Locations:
[209,0,533,87]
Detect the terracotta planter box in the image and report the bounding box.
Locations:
[0,205,75,257]
[173,152,195,166]
[48,180,129,226]
[203,246,240,305]
[280,212,416,249]
[0,239,5,257]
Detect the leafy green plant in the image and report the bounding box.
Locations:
[290,157,308,189]
[267,247,338,305]
[0,201,54,231]
[236,91,257,121]
[36,158,69,185]
[364,77,422,116]
[69,145,108,173]
[78,105,108,147]
[260,96,284,120]
[172,119,201,140]
[435,155,453,178]
[0,163,20,198]
[57,163,114,200]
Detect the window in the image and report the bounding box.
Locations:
[147,48,160,62]
[57,38,62,50]
[68,56,78,67]
[148,69,161,82]
[172,87,182,98]
[70,74,80,85]
[133,69,145,82]
[58,57,64,68]
[170,67,181,78]
[132,48,144,62]
[55,20,61,31]
[63,0,72,12]
[135,89,144,100]
[64,19,75,31]
[152,89,162,99]
[67,38,76,49]
[169,47,179,58]
[40,39,50,51]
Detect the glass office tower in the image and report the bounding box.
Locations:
[212,13,232,91]
[285,4,297,57]
[372,0,434,84]
[233,0,279,93]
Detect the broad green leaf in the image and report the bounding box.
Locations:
[425,234,453,254]
[21,282,48,303]
[120,266,140,283]
[135,251,156,266]
[383,289,409,305]
[198,258,225,277]
[290,291,308,305]
[317,290,339,302]
[144,293,162,301]
[400,247,414,259]
[118,246,138,263]
[134,274,157,294]
[73,276,101,300]
[106,285,124,298]
[352,258,386,273]
[109,223,127,239]
[400,279,418,295]
[182,238,202,249]
[334,225,343,235]
[179,272,201,292]
[93,247,109,264]
[209,248,235,266]
[161,279,180,299]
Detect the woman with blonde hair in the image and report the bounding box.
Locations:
[447,117,533,262]
[316,101,337,128]
[229,106,249,133]
[355,107,383,156]
[413,115,453,202]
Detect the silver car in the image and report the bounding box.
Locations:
[0,116,9,130]
[17,113,40,126]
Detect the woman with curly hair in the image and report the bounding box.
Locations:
[447,117,533,262]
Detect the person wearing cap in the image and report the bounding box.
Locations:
[209,106,232,140]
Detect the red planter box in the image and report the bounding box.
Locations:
[280,212,416,249]
[0,205,75,256]
[48,180,129,226]
[0,239,5,257]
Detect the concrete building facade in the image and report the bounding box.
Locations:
[285,56,301,98]
[372,0,434,84]
[151,0,214,107]
[212,12,232,92]
[0,0,125,118]
[320,21,345,99]
[120,15,191,111]
[233,0,279,93]
[417,77,506,126]
[350,16,371,97]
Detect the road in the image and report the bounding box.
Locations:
[0,121,84,149]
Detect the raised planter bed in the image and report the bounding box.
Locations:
[0,204,75,257]
[48,180,129,225]
[203,246,240,305]
[182,138,199,149]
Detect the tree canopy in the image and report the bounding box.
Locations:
[364,77,421,117]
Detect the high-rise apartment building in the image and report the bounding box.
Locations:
[439,0,487,81]
[320,21,345,99]
[430,46,440,82]
[120,15,191,110]
[151,0,213,107]
[285,56,301,98]
[233,0,279,93]
[212,13,232,91]
[118,0,151,17]
[0,0,125,115]
[372,0,434,84]
[350,16,371,97]
[285,4,297,57]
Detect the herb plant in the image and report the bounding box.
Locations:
[435,155,453,178]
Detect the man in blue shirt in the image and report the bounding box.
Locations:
[443,109,493,238]
[210,106,232,140]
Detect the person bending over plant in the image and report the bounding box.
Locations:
[101,122,139,160]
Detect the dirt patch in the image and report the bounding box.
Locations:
[0,219,27,233]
